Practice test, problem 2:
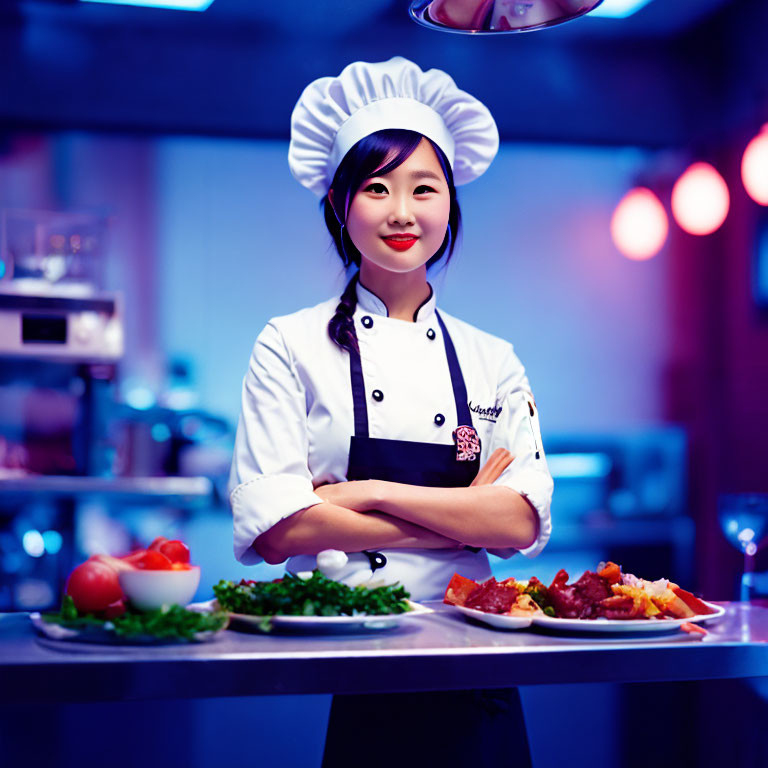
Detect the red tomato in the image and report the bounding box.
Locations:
[136,550,173,570]
[91,553,134,572]
[66,560,124,614]
[443,573,479,607]
[159,539,190,564]
[148,536,168,552]
[120,550,147,565]
[102,599,127,619]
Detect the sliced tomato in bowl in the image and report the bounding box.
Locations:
[120,550,148,566]
[148,536,169,552]
[135,550,174,570]
[159,539,190,564]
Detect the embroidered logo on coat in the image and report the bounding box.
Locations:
[453,425,482,462]
[468,401,503,423]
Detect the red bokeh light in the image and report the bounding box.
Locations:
[610,187,668,261]
[742,124,768,205]
[671,162,730,235]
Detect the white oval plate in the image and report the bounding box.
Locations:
[190,599,433,634]
[530,602,726,633]
[452,604,535,630]
[451,601,725,634]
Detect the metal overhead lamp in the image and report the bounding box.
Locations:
[409,0,607,34]
[589,0,653,18]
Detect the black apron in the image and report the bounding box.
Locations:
[322,306,532,768]
[347,310,481,488]
[347,310,482,573]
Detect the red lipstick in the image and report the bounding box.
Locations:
[381,235,419,252]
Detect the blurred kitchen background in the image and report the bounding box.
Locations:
[1,0,768,766]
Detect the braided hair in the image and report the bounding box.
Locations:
[325,128,461,354]
[328,271,362,355]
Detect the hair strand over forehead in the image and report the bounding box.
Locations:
[323,128,461,270]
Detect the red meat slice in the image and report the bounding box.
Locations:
[464,578,519,614]
[546,570,580,618]
[593,594,639,620]
[547,569,613,619]
[573,571,613,616]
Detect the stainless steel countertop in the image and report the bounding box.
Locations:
[2,601,767,703]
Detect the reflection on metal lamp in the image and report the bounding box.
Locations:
[409,0,604,34]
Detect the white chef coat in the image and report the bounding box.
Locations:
[228,279,553,600]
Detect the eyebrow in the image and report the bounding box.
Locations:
[409,170,442,182]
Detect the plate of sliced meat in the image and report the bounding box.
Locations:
[443,562,726,634]
[529,606,724,633]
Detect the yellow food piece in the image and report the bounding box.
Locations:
[611,584,661,618]
[506,593,542,616]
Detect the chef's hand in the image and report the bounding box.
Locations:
[470,448,514,486]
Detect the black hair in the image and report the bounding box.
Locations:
[325,128,461,354]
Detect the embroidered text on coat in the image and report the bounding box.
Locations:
[468,401,503,422]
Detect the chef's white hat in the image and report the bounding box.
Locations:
[288,56,499,198]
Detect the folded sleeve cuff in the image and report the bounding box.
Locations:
[490,469,553,560]
[230,473,324,565]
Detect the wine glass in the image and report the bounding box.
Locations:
[718,493,768,601]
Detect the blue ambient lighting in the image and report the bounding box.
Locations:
[42,530,63,555]
[125,386,156,411]
[80,0,214,10]
[547,453,613,479]
[755,219,768,307]
[151,423,172,442]
[22,530,46,558]
[0,261,6,279]
[589,0,654,19]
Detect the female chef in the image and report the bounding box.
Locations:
[228,57,553,767]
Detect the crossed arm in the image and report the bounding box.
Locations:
[253,449,539,565]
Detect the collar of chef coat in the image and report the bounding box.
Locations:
[355,279,436,322]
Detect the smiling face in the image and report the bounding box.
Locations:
[344,137,452,274]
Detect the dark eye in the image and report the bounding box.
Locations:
[364,182,388,194]
[414,185,436,194]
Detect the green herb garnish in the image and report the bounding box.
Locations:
[42,595,228,640]
[523,581,554,615]
[213,570,411,622]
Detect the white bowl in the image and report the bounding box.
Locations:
[118,566,201,611]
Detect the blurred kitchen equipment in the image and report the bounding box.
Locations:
[718,493,768,600]
[0,209,123,362]
[498,426,695,588]
[409,0,604,34]
[0,211,219,611]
